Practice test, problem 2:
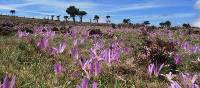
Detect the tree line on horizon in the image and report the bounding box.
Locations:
[6,5,192,28]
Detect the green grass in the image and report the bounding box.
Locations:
[0,29,199,88]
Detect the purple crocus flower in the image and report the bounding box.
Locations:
[17,30,29,38]
[181,73,199,88]
[79,59,92,79]
[2,74,16,88]
[147,63,154,77]
[43,30,55,39]
[54,63,62,75]
[70,48,79,60]
[182,42,190,51]
[36,37,49,51]
[76,77,88,88]
[76,77,98,88]
[154,63,164,77]
[173,54,182,65]
[147,63,164,77]
[94,61,101,76]
[92,82,98,88]
[103,48,121,65]
[48,42,66,55]
[48,47,58,55]
[165,72,175,82]
[57,42,66,54]
[79,57,101,79]
[168,81,182,88]
[190,45,199,53]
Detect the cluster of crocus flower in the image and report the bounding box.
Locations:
[48,42,66,55]
[147,63,164,77]
[165,72,199,88]
[73,38,125,88]
[181,42,200,53]
[76,77,97,88]
[36,37,49,51]
[0,74,16,88]
[17,30,29,38]
[181,73,199,88]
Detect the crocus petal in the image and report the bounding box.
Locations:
[54,63,62,75]
[168,81,181,88]
[9,75,16,88]
[2,75,8,88]
[166,72,174,82]
[174,55,181,65]
[92,82,98,88]
[82,77,88,88]
[191,75,198,84]
[147,64,154,77]
[57,42,66,53]
[95,61,101,76]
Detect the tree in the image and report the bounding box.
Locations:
[51,15,54,20]
[10,10,15,16]
[94,15,100,23]
[143,21,150,26]
[160,21,171,27]
[66,6,79,23]
[159,22,165,27]
[182,23,191,28]
[77,11,87,23]
[106,16,111,23]
[57,15,61,21]
[165,21,171,27]
[64,16,69,22]
[123,19,131,24]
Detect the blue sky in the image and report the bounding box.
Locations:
[0,0,200,26]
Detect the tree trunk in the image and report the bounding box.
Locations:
[80,16,83,23]
[73,17,75,23]
[97,19,98,23]
[65,18,68,23]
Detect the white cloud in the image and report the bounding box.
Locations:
[193,0,200,27]
[132,13,196,21]
[193,17,200,27]
[195,0,200,9]
[0,5,16,10]
[0,0,101,17]
[100,2,185,13]
[17,0,100,9]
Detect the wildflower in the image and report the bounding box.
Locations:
[48,47,58,55]
[17,30,29,38]
[168,81,182,88]
[36,37,49,51]
[92,82,98,88]
[70,48,79,60]
[43,30,55,39]
[147,63,164,77]
[147,63,154,77]
[173,54,182,65]
[165,72,176,82]
[153,63,164,77]
[76,77,98,88]
[79,58,101,79]
[54,63,62,75]
[182,42,190,51]
[181,73,199,88]
[57,42,66,54]
[103,48,121,65]
[76,77,88,88]
[1,74,16,88]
